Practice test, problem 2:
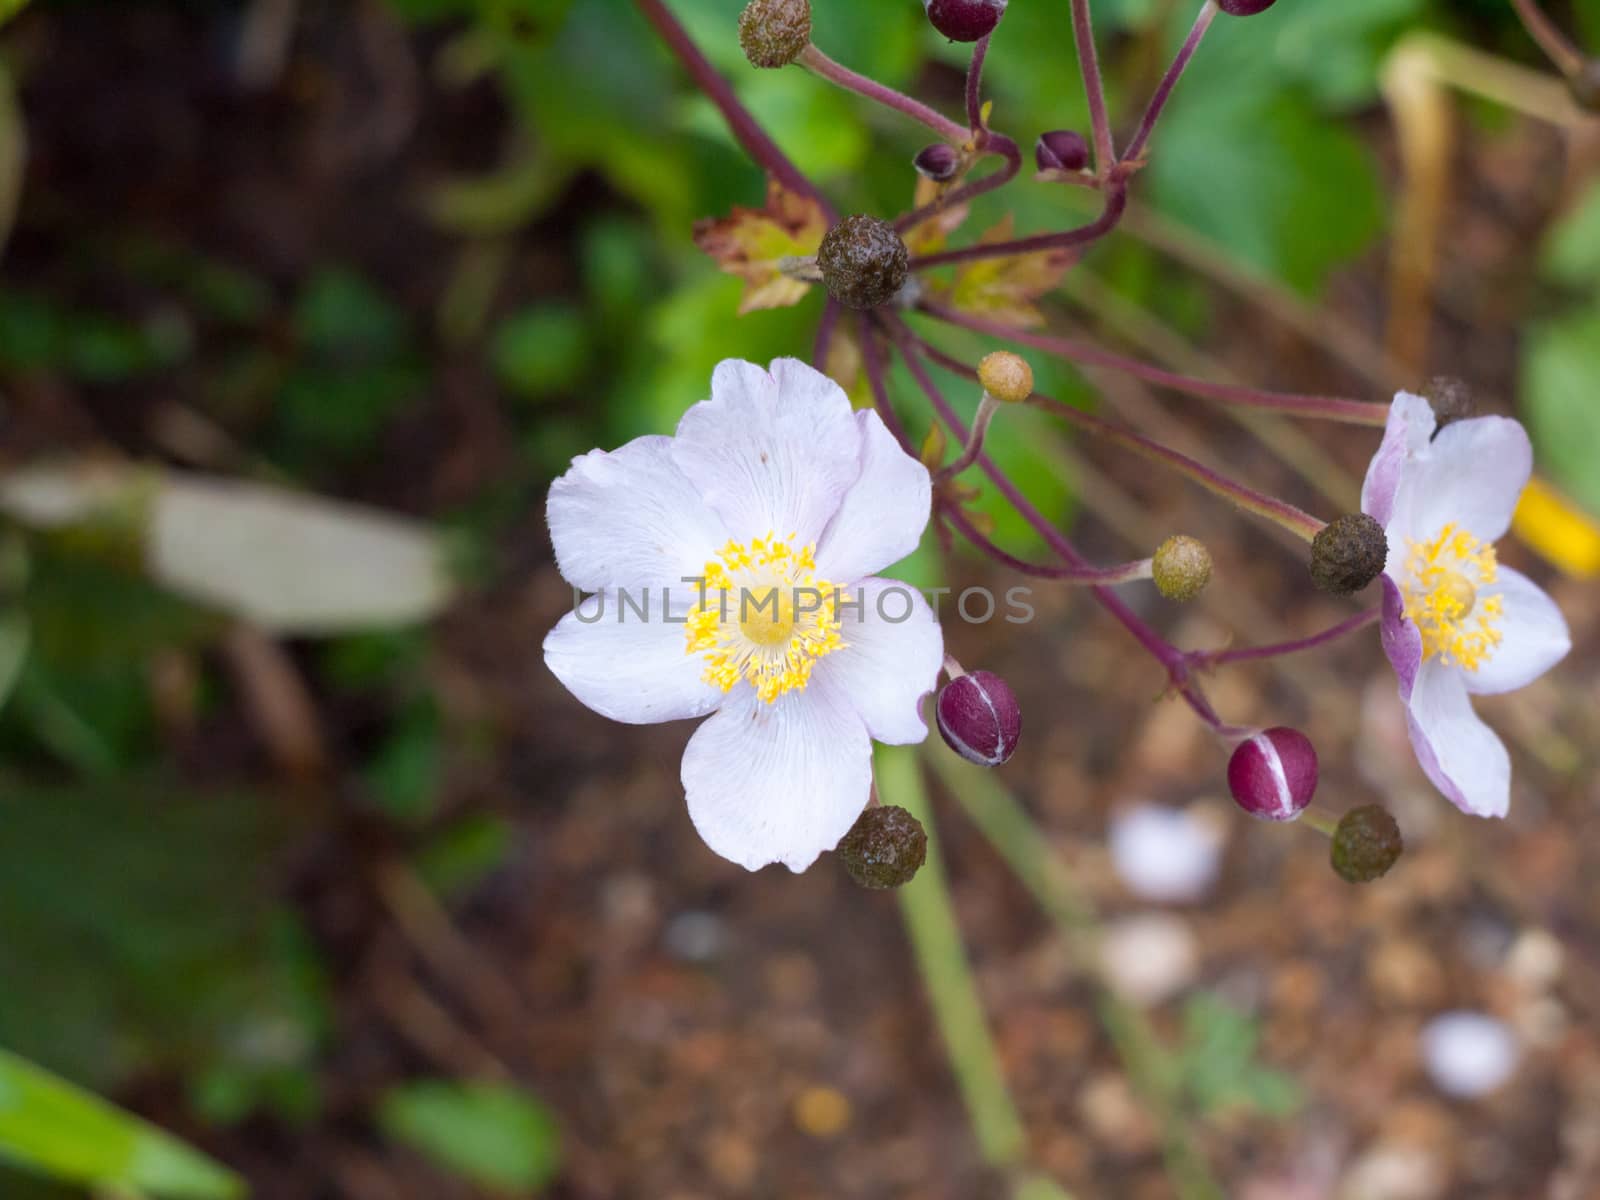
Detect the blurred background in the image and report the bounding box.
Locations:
[0,0,1598,1196]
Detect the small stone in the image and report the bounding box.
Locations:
[1420,1011,1519,1098]
[792,1085,852,1137]
[816,215,909,310]
[1151,534,1212,602]
[737,0,811,69]
[1099,914,1199,1006]
[1309,512,1388,595]
[1109,803,1224,903]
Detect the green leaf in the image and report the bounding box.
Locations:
[294,268,406,358]
[0,1048,243,1198]
[377,1080,561,1193]
[1176,993,1301,1118]
[0,609,26,714]
[415,815,515,899]
[493,304,591,398]
[1539,180,1600,289]
[1523,307,1600,514]
[1149,92,1385,294]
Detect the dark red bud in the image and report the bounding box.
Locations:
[923,0,1007,42]
[936,670,1021,766]
[914,143,963,182]
[1216,0,1278,14]
[1035,129,1089,173]
[1227,727,1318,821]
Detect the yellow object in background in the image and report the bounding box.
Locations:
[1514,476,1600,579]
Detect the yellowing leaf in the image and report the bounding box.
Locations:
[692,177,826,315]
[1514,476,1600,579]
[940,215,1074,328]
[902,174,973,258]
[823,322,877,410]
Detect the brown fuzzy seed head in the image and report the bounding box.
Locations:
[838,805,928,889]
[737,0,812,69]
[1309,512,1388,595]
[1424,376,1476,435]
[816,215,909,310]
[977,351,1033,404]
[1152,534,1212,602]
[1569,60,1600,112]
[1331,804,1403,883]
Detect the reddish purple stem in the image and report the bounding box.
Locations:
[910,186,1127,270]
[1189,607,1380,669]
[1120,1,1217,167]
[921,301,1388,425]
[635,0,833,218]
[966,34,991,132]
[894,132,1022,234]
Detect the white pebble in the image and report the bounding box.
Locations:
[1099,913,1199,1006]
[1421,1011,1519,1098]
[1109,804,1224,903]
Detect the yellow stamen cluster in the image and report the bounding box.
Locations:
[684,534,845,703]
[1402,522,1504,671]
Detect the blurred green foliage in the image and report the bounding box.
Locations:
[376,1080,562,1192]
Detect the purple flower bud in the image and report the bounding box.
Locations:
[1216,0,1278,14]
[1035,129,1089,173]
[923,0,1007,43]
[1227,727,1317,821]
[936,670,1021,766]
[914,143,963,182]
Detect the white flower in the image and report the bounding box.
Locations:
[1361,393,1571,818]
[543,358,943,872]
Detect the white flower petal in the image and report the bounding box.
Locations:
[1389,414,1531,544]
[547,435,727,592]
[544,592,723,725]
[814,577,943,744]
[670,358,862,547]
[815,410,931,582]
[1361,392,1436,526]
[1464,567,1571,695]
[1405,659,1511,818]
[680,670,871,872]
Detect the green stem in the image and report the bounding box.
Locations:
[879,746,1071,1200]
[924,745,1226,1200]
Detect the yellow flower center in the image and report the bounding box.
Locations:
[1401,522,1504,671]
[685,534,845,703]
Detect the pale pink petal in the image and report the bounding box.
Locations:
[670,358,862,547]
[1405,659,1511,818]
[1362,392,1436,526]
[814,577,943,744]
[547,435,727,592]
[544,592,723,725]
[680,670,871,872]
[1463,567,1571,695]
[1379,575,1423,700]
[815,410,932,582]
[1388,415,1532,545]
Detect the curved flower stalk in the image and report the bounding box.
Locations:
[543,358,944,871]
[1362,393,1571,817]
